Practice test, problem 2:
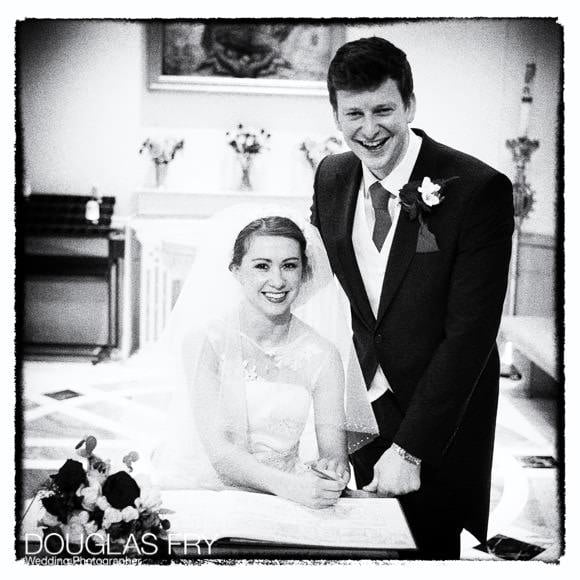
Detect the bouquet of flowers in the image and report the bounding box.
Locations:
[139,138,185,166]
[35,436,171,556]
[226,124,271,190]
[300,136,343,170]
[226,123,271,156]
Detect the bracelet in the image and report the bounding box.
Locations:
[391,443,422,466]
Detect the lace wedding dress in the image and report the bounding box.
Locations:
[152,315,342,490]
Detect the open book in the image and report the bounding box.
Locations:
[163,489,416,550]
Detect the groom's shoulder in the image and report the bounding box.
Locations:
[318,150,359,177]
[423,131,508,183]
[314,152,360,202]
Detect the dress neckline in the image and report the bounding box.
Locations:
[239,316,302,354]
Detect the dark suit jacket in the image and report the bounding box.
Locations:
[311,129,514,542]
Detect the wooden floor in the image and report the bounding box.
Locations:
[17,355,562,561]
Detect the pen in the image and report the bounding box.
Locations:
[307,464,343,481]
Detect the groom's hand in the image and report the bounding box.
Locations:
[362,445,421,497]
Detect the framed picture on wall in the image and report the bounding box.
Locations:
[147,21,346,96]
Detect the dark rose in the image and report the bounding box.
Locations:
[50,459,87,493]
[107,520,134,540]
[90,506,105,528]
[102,471,140,509]
[41,494,68,524]
[42,490,83,523]
[141,513,156,529]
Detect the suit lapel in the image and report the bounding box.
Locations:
[333,157,375,330]
[376,131,438,324]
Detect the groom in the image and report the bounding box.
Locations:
[311,37,514,559]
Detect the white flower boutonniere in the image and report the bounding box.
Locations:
[418,177,443,207]
[399,175,459,252]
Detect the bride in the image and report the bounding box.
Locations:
[152,206,378,508]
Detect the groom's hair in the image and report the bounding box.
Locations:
[229,216,310,280]
[327,36,414,110]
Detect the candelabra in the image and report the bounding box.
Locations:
[505,63,540,316]
[502,64,540,379]
[505,134,540,315]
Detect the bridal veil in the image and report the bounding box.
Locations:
[151,204,378,489]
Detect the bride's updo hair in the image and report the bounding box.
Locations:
[230,216,311,279]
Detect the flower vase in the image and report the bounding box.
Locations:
[238,154,254,191]
[155,162,169,188]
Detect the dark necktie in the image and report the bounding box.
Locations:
[369,181,393,251]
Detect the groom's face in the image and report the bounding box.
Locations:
[333,78,416,180]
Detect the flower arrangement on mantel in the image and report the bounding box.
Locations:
[300,136,344,170]
[226,123,271,191]
[139,137,185,187]
[32,436,171,557]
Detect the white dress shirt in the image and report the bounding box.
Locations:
[352,129,422,401]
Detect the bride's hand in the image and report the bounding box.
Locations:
[311,457,351,486]
[280,471,345,509]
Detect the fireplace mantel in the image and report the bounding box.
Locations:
[135,188,310,219]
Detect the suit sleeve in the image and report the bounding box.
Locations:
[393,172,514,466]
[310,156,328,228]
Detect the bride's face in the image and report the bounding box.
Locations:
[232,234,304,317]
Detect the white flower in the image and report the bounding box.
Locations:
[324,136,343,154]
[121,506,139,522]
[38,510,60,528]
[69,510,90,526]
[228,124,269,155]
[418,177,442,207]
[102,506,123,529]
[90,529,108,546]
[96,495,110,511]
[84,520,98,535]
[140,138,183,163]
[150,142,162,159]
[87,466,108,487]
[135,487,162,513]
[78,485,100,511]
[62,522,85,545]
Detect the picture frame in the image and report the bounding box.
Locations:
[147,21,346,96]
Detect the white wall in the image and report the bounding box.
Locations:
[348,19,562,236]
[19,19,562,235]
[19,20,144,217]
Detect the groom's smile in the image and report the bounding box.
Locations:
[356,137,389,152]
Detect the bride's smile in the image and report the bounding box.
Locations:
[263,291,289,304]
